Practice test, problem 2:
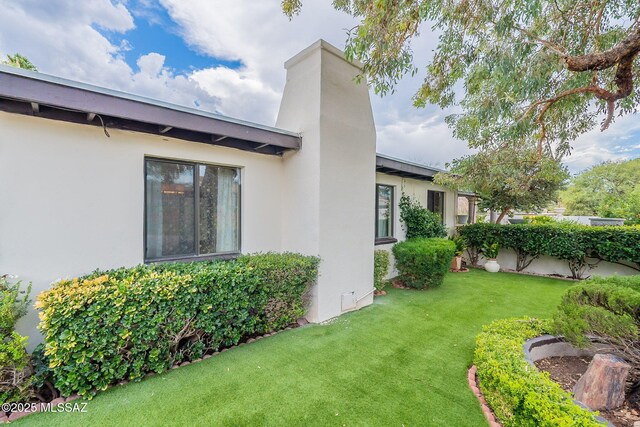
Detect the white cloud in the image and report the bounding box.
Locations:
[0,0,637,171]
[564,114,640,173]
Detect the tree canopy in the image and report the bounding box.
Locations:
[560,158,640,222]
[283,1,640,157]
[2,53,37,71]
[435,145,569,223]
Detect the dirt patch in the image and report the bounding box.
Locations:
[535,356,590,390]
[535,356,640,427]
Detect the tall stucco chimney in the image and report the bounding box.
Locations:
[277,40,377,322]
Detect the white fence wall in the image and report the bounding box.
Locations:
[470,248,638,278]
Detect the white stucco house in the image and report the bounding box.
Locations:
[0,40,470,347]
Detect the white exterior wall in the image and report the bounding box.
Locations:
[473,249,639,278]
[374,172,458,277]
[0,113,286,348]
[277,40,377,322]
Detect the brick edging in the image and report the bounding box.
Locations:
[468,365,502,427]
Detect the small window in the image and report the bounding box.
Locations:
[145,158,240,261]
[427,190,445,223]
[376,184,394,239]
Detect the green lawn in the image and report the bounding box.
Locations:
[18,270,573,427]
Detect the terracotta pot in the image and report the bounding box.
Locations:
[451,255,462,271]
[484,259,500,273]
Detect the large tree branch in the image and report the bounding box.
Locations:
[565,26,640,71]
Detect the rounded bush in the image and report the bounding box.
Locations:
[392,238,455,289]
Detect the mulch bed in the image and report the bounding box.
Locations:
[535,356,640,427]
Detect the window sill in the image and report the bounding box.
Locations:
[375,237,398,246]
[145,252,241,264]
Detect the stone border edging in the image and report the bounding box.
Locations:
[468,365,502,427]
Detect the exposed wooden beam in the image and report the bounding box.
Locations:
[87,112,96,122]
[159,125,173,134]
[30,102,39,114]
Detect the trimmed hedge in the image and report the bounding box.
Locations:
[474,318,603,426]
[392,238,455,289]
[36,253,319,397]
[373,250,390,291]
[554,275,640,382]
[459,223,640,278]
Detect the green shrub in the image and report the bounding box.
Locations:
[392,238,455,289]
[459,223,640,278]
[0,275,32,404]
[37,253,319,397]
[449,235,467,256]
[523,215,554,224]
[481,242,500,259]
[373,250,390,291]
[474,317,603,426]
[236,253,319,331]
[553,275,640,381]
[399,193,447,239]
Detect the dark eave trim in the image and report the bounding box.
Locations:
[0,66,301,155]
[375,155,446,181]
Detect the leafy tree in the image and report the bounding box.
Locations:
[560,158,640,222]
[435,146,569,223]
[283,1,640,156]
[2,53,37,71]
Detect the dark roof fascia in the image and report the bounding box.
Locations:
[375,154,447,181]
[0,65,301,155]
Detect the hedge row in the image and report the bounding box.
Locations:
[474,318,603,426]
[392,238,455,289]
[36,253,319,397]
[459,223,640,278]
[373,250,390,291]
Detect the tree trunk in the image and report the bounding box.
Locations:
[495,208,510,224]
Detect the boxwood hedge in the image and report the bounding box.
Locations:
[459,223,640,278]
[392,238,455,289]
[474,318,603,426]
[36,253,319,397]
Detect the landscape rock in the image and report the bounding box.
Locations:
[297,318,309,326]
[573,353,630,410]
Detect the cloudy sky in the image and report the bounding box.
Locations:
[1,0,638,173]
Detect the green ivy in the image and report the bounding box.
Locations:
[398,193,447,240]
[37,253,319,398]
[392,238,455,289]
[474,318,603,426]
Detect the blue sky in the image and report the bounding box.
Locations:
[0,0,638,173]
[98,2,242,74]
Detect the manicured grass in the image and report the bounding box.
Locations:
[18,270,573,426]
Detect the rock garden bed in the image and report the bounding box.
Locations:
[536,355,640,427]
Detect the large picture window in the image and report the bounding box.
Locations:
[375,184,394,239]
[427,190,445,223]
[145,158,240,261]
